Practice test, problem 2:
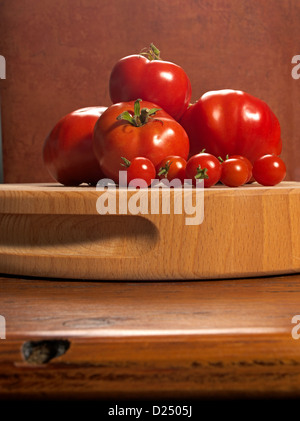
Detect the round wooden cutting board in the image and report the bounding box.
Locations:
[0,182,299,280]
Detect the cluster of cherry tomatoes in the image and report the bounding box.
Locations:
[43,44,286,188]
[125,151,286,188]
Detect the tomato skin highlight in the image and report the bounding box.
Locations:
[109,54,192,121]
[186,153,222,188]
[93,100,190,184]
[252,155,286,186]
[229,155,253,183]
[180,89,282,163]
[157,156,187,184]
[43,107,107,186]
[220,158,250,187]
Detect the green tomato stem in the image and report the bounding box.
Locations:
[194,166,209,180]
[120,157,131,167]
[157,160,172,177]
[116,99,161,127]
[140,43,162,61]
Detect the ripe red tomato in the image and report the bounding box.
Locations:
[109,44,192,121]
[228,155,253,183]
[220,157,250,187]
[180,89,282,163]
[157,156,187,184]
[252,155,286,186]
[185,152,221,188]
[43,107,107,186]
[93,99,190,183]
[121,157,156,187]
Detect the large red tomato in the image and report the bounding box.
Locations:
[43,107,107,186]
[93,99,190,183]
[109,44,192,121]
[180,89,282,163]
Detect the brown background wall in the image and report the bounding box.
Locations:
[0,0,299,182]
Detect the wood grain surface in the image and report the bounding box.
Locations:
[1,274,300,400]
[0,182,299,280]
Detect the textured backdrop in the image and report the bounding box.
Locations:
[0,0,299,182]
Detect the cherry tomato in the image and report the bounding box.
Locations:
[180,89,282,163]
[109,44,191,120]
[252,155,286,186]
[157,156,187,184]
[220,157,250,187]
[93,99,189,183]
[121,157,156,187]
[185,152,222,188]
[228,155,253,183]
[43,107,107,186]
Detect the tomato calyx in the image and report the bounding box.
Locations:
[139,43,161,61]
[157,160,173,178]
[116,99,161,127]
[218,155,229,163]
[120,157,132,167]
[194,165,209,180]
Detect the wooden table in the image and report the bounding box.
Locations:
[1,273,300,402]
